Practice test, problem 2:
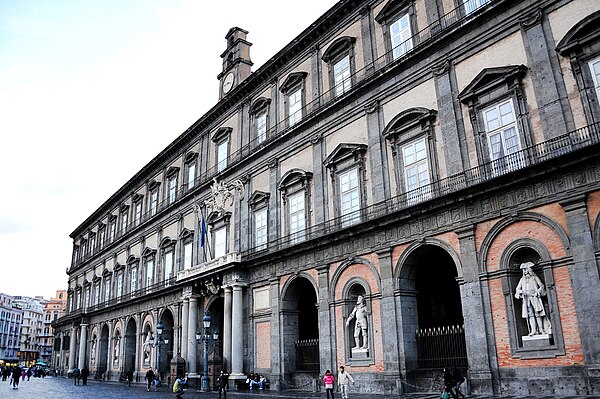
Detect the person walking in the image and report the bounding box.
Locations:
[337,366,354,399]
[127,368,134,386]
[12,365,22,389]
[443,368,458,399]
[73,367,81,385]
[145,368,155,391]
[81,366,89,385]
[217,370,229,399]
[452,367,466,399]
[323,370,335,399]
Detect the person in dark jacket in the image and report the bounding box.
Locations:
[217,370,230,399]
[443,368,457,399]
[127,368,134,386]
[452,367,466,399]
[81,366,89,385]
[145,368,155,391]
[12,366,22,389]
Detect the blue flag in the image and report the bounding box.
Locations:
[200,215,207,247]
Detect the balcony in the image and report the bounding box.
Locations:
[177,252,240,283]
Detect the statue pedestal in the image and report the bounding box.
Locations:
[522,334,552,349]
[350,347,369,359]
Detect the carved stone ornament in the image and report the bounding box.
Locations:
[203,178,245,216]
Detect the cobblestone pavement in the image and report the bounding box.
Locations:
[2,376,600,399]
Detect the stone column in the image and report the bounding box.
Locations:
[223,286,233,373]
[59,331,66,372]
[68,326,77,373]
[268,278,281,390]
[316,265,333,374]
[181,297,189,361]
[457,227,495,394]
[78,324,88,369]
[561,196,600,364]
[135,315,142,371]
[107,321,113,377]
[187,296,198,376]
[230,284,244,378]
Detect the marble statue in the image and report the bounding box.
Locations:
[346,295,370,349]
[143,332,154,364]
[514,262,552,336]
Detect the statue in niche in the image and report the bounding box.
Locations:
[143,332,154,365]
[346,295,370,350]
[90,340,96,365]
[514,262,552,336]
[113,336,121,366]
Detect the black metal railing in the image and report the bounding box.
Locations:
[295,338,319,371]
[416,325,467,369]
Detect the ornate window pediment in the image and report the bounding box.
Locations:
[179,228,194,240]
[132,193,143,203]
[148,180,161,191]
[160,236,176,250]
[280,72,308,93]
[250,97,271,114]
[114,262,125,272]
[322,36,356,63]
[102,268,112,278]
[92,274,101,283]
[127,254,139,266]
[206,210,231,225]
[185,151,198,163]
[459,65,528,105]
[375,0,411,23]
[166,166,180,178]
[211,127,232,143]
[248,191,270,208]
[324,143,367,170]
[556,11,600,56]
[383,107,437,140]
[142,247,157,258]
[278,169,313,192]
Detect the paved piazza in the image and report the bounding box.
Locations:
[3,377,600,399]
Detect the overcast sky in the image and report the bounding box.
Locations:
[0,0,336,300]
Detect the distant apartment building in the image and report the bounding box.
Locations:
[0,294,22,367]
[13,295,46,367]
[41,291,67,367]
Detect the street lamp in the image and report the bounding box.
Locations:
[154,321,169,379]
[196,312,219,392]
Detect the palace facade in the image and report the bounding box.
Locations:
[53,0,600,395]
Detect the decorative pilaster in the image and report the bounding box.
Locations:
[223,286,233,373]
[187,296,198,375]
[230,285,244,378]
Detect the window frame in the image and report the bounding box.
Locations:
[278,169,312,244]
[184,152,198,191]
[280,72,308,128]
[250,98,271,145]
[248,191,270,252]
[375,1,417,63]
[211,127,232,173]
[322,36,356,98]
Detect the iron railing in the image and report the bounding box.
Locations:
[416,325,467,369]
[295,338,320,371]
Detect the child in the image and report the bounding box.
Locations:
[324,370,335,399]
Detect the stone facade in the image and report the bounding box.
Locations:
[53,0,600,395]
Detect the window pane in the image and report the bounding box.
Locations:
[391,14,413,59]
[255,208,268,250]
[289,191,305,242]
[183,242,193,269]
[217,141,228,172]
[146,260,154,287]
[168,178,177,204]
[403,138,430,196]
[288,88,302,126]
[214,227,227,258]
[164,251,173,285]
[187,163,196,189]
[257,112,267,143]
[334,55,351,96]
[339,169,360,226]
[130,268,137,292]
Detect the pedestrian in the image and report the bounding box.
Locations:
[323,369,335,399]
[26,367,32,381]
[452,367,466,399]
[337,366,354,399]
[127,368,134,386]
[73,367,81,385]
[145,368,155,391]
[443,367,458,399]
[12,365,22,389]
[81,366,89,385]
[217,369,229,399]
[173,375,187,399]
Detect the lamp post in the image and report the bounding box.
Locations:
[155,321,169,380]
[196,312,219,392]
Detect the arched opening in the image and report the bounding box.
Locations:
[98,325,109,379]
[207,297,224,388]
[124,319,137,375]
[281,276,319,382]
[398,244,467,373]
[157,309,175,380]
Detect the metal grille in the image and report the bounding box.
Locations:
[295,338,319,371]
[416,325,467,369]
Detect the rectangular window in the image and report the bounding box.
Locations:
[289,191,305,243]
[288,88,302,126]
[402,137,431,203]
[150,191,158,216]
[254,208,268,250]
[85,287,90,309]
[104,279,111,301]
[109,221,116,242]
[134,202,142,226]
[463,0,489,14]
[214,227,227,258]
[168,177,177,205]
[94,285,100,305]
[89,236,95,256]
[76,291,81,309]
[130,268,137,293]
[483,98,523,174]
[390,14,413,59]
[217,141,228,172]
[121,212,128,235]
[146,260,154,287]
[333,55,352,96]
[256,112,267,143]
[339,168,361,227]
[164,251,173,284]
[116,273,123,298]
[81,243,86,259]
[187,163,196,190]
[590,57,600,102]
[99,230,105,250]
[183,242,193,269]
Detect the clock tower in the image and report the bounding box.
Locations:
[218,27,253,100]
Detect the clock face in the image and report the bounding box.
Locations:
[223,73,235,94]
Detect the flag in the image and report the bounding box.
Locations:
[200,214,207,248]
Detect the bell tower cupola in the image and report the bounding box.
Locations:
[218,27,253,100]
